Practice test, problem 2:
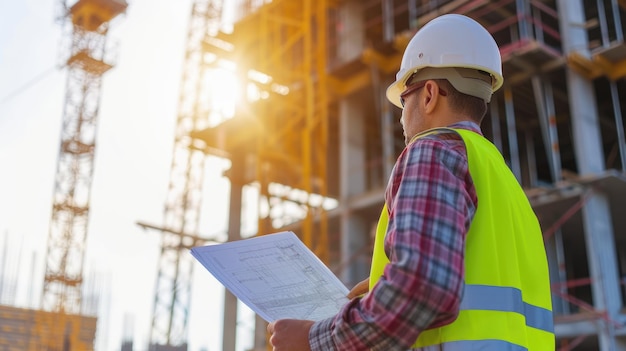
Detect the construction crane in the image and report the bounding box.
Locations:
[137,1,224,349]
[38,0,127,350]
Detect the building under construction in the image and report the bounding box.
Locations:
[3,0,626,350]
[183,0,626,350]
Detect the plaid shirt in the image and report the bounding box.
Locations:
[309,121,480,350]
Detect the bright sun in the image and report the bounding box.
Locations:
[204,61,240,127]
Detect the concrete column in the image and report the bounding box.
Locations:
[489,97,503,153]
[545,231,570,315]
[558,1,624,349]
[609,80,626,169]
[382,0,394,42]
[532,76,561,183]
[516,0,532,40]
[523,129,537,187]
[339,96,370,286]
[223,152,244,351]
[582,191,623,350]
[504,88,522,182]
[338,1,364,64]
[408,0,418,29]
[381,77,396,181]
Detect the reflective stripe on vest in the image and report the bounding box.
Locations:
[419,339,527,351]
[369,127,555,350]
[462,285,553,334]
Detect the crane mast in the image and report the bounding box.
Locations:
[145,0,224,349]
[40,0,126,350]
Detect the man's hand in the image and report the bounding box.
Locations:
[347,277,369,299]
[267,319,314,351]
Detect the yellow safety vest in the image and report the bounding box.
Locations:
[369,128,554,350]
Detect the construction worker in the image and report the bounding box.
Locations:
[268,14,554,350]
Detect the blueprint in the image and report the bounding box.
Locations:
[190,231,350,322]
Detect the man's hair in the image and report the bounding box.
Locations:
[435,79,488,123]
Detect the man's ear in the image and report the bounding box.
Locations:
[423,80,441,114]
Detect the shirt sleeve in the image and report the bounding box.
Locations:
[309,132,477,350]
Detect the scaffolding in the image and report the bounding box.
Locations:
[200,0,333,261]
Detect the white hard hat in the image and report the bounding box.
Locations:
[386,14,503,107]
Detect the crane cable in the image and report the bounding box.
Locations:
[0,65,61,105]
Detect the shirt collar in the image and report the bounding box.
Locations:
[447,120,483,135]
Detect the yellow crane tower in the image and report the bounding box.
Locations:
[37,0,127,350]
[136,1,225,350]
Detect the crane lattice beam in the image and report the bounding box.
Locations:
[41,0,126,350]
[148,0,223,348]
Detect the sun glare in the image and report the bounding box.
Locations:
[205,62,240,127]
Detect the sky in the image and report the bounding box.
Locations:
[0,1,257,350]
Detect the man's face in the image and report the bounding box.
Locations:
[399,83,427,145]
